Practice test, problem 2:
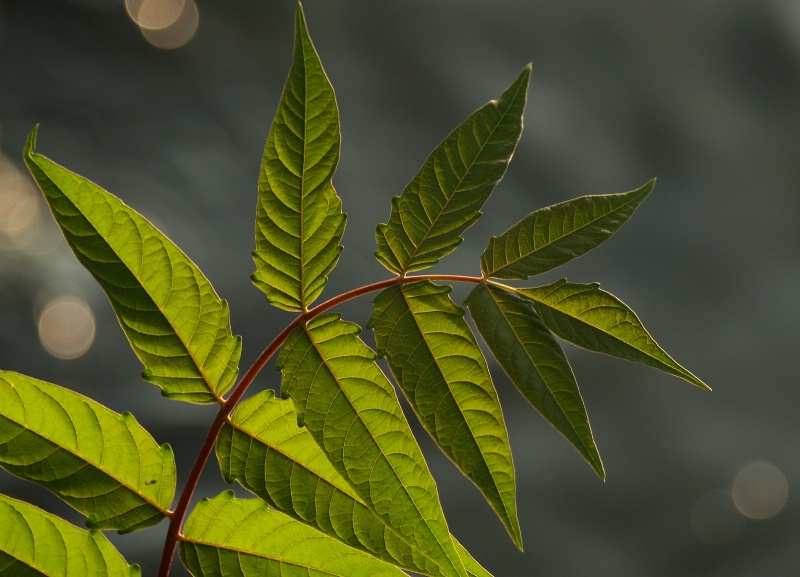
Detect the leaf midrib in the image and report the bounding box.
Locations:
[226,416,452,573]
[304,323,458,577]
[397,286,513,525]
[521,283,691,378]
[402,80,525,273]
[225,417,353,497]
[32,155,222,402]
[1,386,167,516]
[484,191,644,277]
[485,284,595,457]
[181,537,366,576]
[299,29,311,311]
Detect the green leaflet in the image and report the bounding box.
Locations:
[455,542,494,577]
[481,180,654,279]
[0,372,175,533]
[0,494,140,577]
[217,390,495,577]
[517,280,710,390]
[252,3,346,311]
[278,314,467,577]
[24,128,241,404]
[464,284,603,478]
[180,492,405,577]
[375,65,530,274]
[369,282,520,548]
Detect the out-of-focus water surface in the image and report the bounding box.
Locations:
[1,1,799,575]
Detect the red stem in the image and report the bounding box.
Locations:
[156,273,482,576]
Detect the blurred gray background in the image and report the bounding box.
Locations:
[1,1,799,575]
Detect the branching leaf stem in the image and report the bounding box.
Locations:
[156,273,483,577]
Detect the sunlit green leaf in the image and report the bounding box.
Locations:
[252,3,345,311]
[278,314,467,577]
[517,279,709,390]
[481,180,654,279]
[0,372,175,533]
[0,494,140,577]
[375,65,530,274]
[464,283,603,478]
[24,128,241,404]
[217,389,495,577]
[179,492,405,577]
[455,540,495,577]
[369,281,521,547]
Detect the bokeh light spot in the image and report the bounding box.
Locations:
[126,0,185,30]
[38,297,96,360]
[690,489,745,546]
[732,461,789,520]
[0,156,41,250]
[139,0,199,50]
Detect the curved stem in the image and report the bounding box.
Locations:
[156,273,482,576]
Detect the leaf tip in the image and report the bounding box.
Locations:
[672,361,710,392]
[294,0,312,44]
[580,433,606,482]
[515,63,532,88]
[24,125,40,159]
[594,460,607,482]
[641,178,657,195]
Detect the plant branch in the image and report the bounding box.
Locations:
[156,272,482,576]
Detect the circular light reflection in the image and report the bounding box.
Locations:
[732,461,789,520]
[38,297,96,360]
[0,157,41,250]
[690,489,745,546]
[126,0,185,30]
[140,0,199,50]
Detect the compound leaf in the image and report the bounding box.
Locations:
[24,128,241,404]
[481,180,654,279]
[252,3,345,311]
[179,492,405,577]
[0,372,175,533]
[217,390,494,577]
[0,494,140,577]
[517,280,709,390]
[369,281,520,548]
[464,283,603,478]
[375,65,530,274]
[277,314,467,577]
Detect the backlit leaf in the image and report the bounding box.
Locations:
[277,314,467,577]
[369,281,521,547]
[464,283,603,478]
[454,540,494,577]
[375,65,530,274]
[0,494,140,577]
[0,371,175,533]
[481,180,654,279]
[252,3,345,311]
[179,492,405,577]
[217,389,495,577]
[24,128,241,404]
[517,280,709,390]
